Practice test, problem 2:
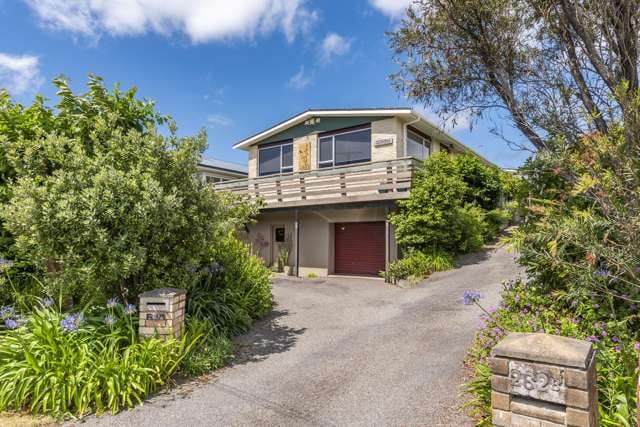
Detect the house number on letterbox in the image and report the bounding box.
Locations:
[508,361,567,404]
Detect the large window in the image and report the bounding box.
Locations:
[407,129,431,161]
[259,141,293,176]
[318,127,371,168]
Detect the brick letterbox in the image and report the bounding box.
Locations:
[489,333,597,426]
[138,288,186,339]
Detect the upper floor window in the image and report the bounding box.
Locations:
[407,129,431,161]
[259,140,293,176]
[318,126,371,168]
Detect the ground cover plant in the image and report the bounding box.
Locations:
[0,297,200,418]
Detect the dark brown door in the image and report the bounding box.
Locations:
[334,221,385,276]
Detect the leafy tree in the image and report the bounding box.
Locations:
[389,0,640,151]
[0,77,257,304]
[390,153,484,252]
[454,154,503,210]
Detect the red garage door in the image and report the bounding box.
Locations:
[334,222,385,276]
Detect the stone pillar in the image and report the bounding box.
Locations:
[138,288,186,339]
[489,333,597,427]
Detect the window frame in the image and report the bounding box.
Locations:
[406,128,432,161]
[317,126,372,169]
[258,140,294,176]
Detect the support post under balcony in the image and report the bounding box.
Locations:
[293,209,300,277]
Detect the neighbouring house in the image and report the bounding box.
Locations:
[198,157,248,183]
[215,108,492,277]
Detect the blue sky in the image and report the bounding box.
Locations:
[0,0,531,168]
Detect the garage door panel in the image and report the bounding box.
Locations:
[334,222,385,276]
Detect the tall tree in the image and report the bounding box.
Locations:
[389,0,640,151]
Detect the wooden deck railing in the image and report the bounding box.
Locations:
[214,157,420,209]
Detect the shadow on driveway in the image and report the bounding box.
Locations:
[232,309,306,365]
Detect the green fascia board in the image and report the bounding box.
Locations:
[259,116,390,145]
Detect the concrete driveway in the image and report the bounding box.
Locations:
[79,244,521,427]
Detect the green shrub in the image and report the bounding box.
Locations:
[186,233,272,337]
[390,153,511,254]
[454,204,486,253]
[0,76,259,306]
[383,249,454,284]
[454,154,503,211]
[180,319,233,377]
[0,301,198,418]
[483,207,512,240]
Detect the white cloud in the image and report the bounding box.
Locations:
[369,0,413,19]
[320,32,352,63]
[206,114,234,127]
[0,52,42,95]
[288,65,313,90]
[24,0,318,43]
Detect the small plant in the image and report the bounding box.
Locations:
[383,249,454,284]
[0,300,199,418]
[307,272,318,279]
[276,246,290,273]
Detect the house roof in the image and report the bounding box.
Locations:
[232,108,494,166]
[233,108,413,150]
[198,157,248,175]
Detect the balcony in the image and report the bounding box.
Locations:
[214,157,420,209]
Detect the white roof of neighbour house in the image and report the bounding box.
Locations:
[198,157,248,175]
[232,108,495,167]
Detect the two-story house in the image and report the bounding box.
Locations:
[216,108,490,277]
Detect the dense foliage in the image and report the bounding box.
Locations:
[0,77,257,306]
[183,233,272,375]
[0,77,273,417]
[386,153,515,283]
[0,299,199,418]
[390,152,506,254]
[464,95,640,425]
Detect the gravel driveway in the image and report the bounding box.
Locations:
[76,244,521,427]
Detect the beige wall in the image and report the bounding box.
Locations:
[371,117,404,162]
[247,206,396,277]
[248,146,258,178]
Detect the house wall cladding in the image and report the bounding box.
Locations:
[248,207,394,276]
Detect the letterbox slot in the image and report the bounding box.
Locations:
[146,302,167,311]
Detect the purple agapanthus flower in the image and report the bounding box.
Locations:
[601,330,608,337]
[60,313,85,332]
[42,297,54,307]
[106,297,120,309]
[124,303,137,315]
[614,345,622,352]
[4,319,17,329]
[611,336,620,343]
[462,291,482,305]
[630,304,637,311]
[586,335,600,343]
[0,306,16,320]
[635,342,640,351]
[104,314,116,326]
